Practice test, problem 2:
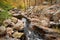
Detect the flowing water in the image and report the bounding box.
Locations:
[22,18,44,40]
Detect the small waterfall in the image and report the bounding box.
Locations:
[22,18,44,40]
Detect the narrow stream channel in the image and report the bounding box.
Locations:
[22,18,44,40]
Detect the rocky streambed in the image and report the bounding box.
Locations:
[0,4,60,40]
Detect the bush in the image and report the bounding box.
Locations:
[0,11,12,25]
[0,1,13,11]
[0,0,13,25]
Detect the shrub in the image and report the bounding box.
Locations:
[0,0,13,25]
[0,11,12,25]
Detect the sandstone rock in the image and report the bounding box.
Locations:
[3,19,12,27]
[11,17,18,24]
[40,17,50,27]
[53,10,60,23]
[9,8,21,16]
[6,27,14,35]
[7,38,19,40]
[0,35,19,40]
[12,32,24,38]
[3,19,15,27]
[13,20,24,30]
[0,26,6,35]
[45,34,57,40]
